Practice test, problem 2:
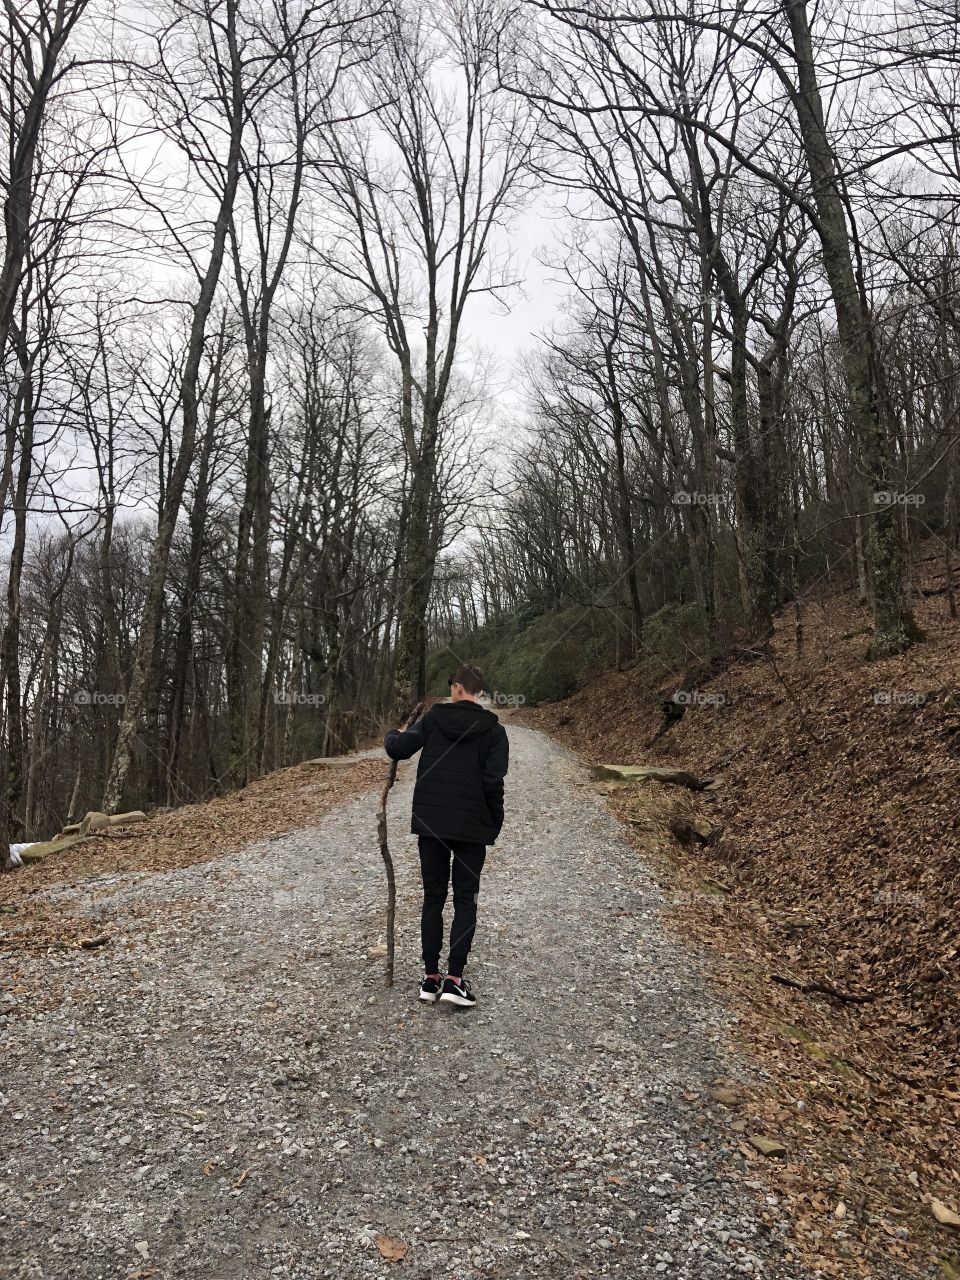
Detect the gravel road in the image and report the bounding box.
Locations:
[1,725,814,1279]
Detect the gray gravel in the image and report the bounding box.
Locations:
[1,725,815,1279]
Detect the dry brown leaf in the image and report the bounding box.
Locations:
[374,1233,409,1263]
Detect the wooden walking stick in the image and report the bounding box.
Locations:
[377,701,424,987]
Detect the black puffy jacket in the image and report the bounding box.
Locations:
[384,701,509,845]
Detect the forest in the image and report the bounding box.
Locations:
[1,0,958,854]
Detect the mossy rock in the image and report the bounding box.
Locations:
[590,764,714,790]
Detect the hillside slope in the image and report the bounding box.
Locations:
[520,560,960,1276]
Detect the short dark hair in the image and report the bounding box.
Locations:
[448,665,484,695]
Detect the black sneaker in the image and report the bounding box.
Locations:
[439,976,476,1007]
[419,976,442,1003]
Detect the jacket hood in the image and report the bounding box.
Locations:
[430,700,500,740]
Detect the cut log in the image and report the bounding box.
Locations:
[78,811,111,836]
[590,764,716,790]
[304,757,358,769]
[19,835,87,865]
[108,810,148,826]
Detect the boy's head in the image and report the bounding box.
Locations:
[448,665,484,702]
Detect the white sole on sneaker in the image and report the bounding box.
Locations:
[439,990,475,1007]
[419,991,439,1003]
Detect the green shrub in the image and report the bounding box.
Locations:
[640,601,708,663]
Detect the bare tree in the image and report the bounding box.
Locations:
[102,0,247,811]
[314,0,537,707]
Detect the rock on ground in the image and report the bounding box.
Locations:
[0,726,817,1279]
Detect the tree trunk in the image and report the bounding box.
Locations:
[102,0,245,812]
[783,0,921,657]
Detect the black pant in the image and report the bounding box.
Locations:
[418,836,487,978]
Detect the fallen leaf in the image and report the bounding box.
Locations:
[375,1233,409,1263]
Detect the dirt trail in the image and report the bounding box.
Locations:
[1,725,813,1279]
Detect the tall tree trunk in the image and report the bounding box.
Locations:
[604,343,643,648]
[166,340,221,803]
[393,372,437,711]
[0,370,35,845]
[102,0,245,812]
[783,0,921,657]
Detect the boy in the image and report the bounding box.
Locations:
[384,665,509,1008]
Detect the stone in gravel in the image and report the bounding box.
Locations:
[709,1087,740,1105]
[931,1197,960,1227]
[747,1136,787,1157]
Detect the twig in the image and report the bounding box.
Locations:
[771,972,876,1004]
[79,933,111,949]
[377,702,423,988]
[742,646,824,745]
[3,933,112,953]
